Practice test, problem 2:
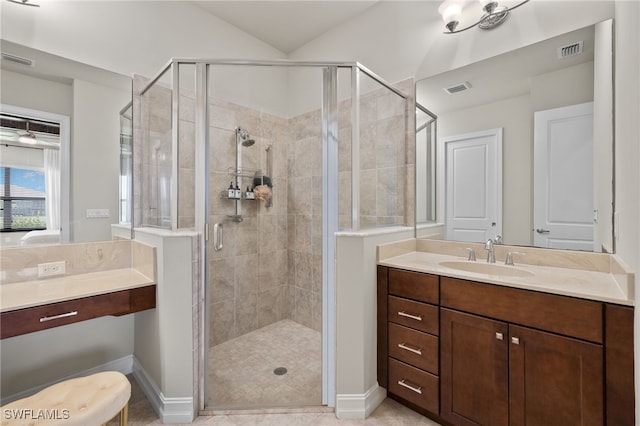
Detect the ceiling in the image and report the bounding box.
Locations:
[193,1,379,53]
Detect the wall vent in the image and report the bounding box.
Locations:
[557,41,584,59]
[444,81,472,95]
[1,52,34,66]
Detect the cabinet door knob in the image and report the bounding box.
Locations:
[511,337,520,345]
[496,332,503,340]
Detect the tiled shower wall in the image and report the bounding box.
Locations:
[288,110,324,333]
[208,100,291,346]
[338,78,414,229]
[134,75,413,347]
[133,75,173,229]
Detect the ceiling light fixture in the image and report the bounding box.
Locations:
[17,121,38,145]
[6,0,40,7]
[18,131,38,144]
[439,0,529,34]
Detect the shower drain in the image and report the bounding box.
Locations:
[273,367,288,376]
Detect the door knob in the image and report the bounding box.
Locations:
[536,228,550,234]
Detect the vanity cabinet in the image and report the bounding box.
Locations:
[378,267,440,415]
[377,266,635,426]
[1,285,156,339]
[441,308,603,426]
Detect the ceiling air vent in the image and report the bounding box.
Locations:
[1,52,34,66]
[557,41,584,59]
[444,81,471,95]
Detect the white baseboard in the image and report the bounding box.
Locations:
[335,383,386,419]
[131,357,195,423]
[0,355,134,406]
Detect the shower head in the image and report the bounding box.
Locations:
[236,127,255,147]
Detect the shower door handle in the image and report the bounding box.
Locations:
[213,223,223,251]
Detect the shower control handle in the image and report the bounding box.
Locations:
[213,223,223,251]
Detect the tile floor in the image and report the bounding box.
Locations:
[208,319,323,409]
[110,374,443,425]
[109,318,443,425]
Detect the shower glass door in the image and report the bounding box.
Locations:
[204,64,330,410]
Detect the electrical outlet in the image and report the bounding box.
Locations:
[38,261,66,278]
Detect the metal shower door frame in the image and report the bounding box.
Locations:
[142,59,409,413]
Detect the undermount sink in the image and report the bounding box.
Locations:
[439,261,534,278]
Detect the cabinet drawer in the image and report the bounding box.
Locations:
[1,286,156,339]
[388,296,438,335]
[389,323,438,374]
[441,277,603,343]
[389,358,439,414]
[389,268,439,304]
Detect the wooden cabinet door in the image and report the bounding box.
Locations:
[441,309,509,426]
[509,325,603,426]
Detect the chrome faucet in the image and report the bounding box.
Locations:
[485,239,496,263]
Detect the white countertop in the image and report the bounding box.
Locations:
[378,240,634,306]
[1,268,155,313]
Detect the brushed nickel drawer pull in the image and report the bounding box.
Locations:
[398,379,423,394]
[40,311,78,323]
[398,311,422,321]
[398,342,422,355]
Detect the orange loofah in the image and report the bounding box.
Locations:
[253,185,272,201]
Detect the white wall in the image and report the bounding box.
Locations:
[0,69,73,116]
[335,227,415,419]
[614,1,640,422]
[132,229,195,423]
[71,78,129,242]
[0,316,134,398]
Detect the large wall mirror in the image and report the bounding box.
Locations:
[416,19,614,253]
[0,40,132,247]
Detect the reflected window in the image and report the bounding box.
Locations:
[0,166,46,231]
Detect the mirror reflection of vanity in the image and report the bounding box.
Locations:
[0,40,132,247]
[416,19,614,253]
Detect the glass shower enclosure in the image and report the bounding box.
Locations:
[133,59,410,412]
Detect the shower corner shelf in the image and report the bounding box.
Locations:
[227,167,262,179]
[220,191,256,201]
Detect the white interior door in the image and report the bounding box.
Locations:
[444,129,502,243]
[533,102,594,250]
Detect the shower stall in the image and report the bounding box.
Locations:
[132,59,411,412]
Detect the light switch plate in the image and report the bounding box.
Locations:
[86,208,110,219]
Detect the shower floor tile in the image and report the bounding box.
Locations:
[208,319,322,409]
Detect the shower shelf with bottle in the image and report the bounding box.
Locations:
[223,167,261,201]
[223,167,273,222]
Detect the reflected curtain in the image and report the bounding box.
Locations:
[44,148,60,230]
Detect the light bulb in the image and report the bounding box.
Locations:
[438,2,462,25]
